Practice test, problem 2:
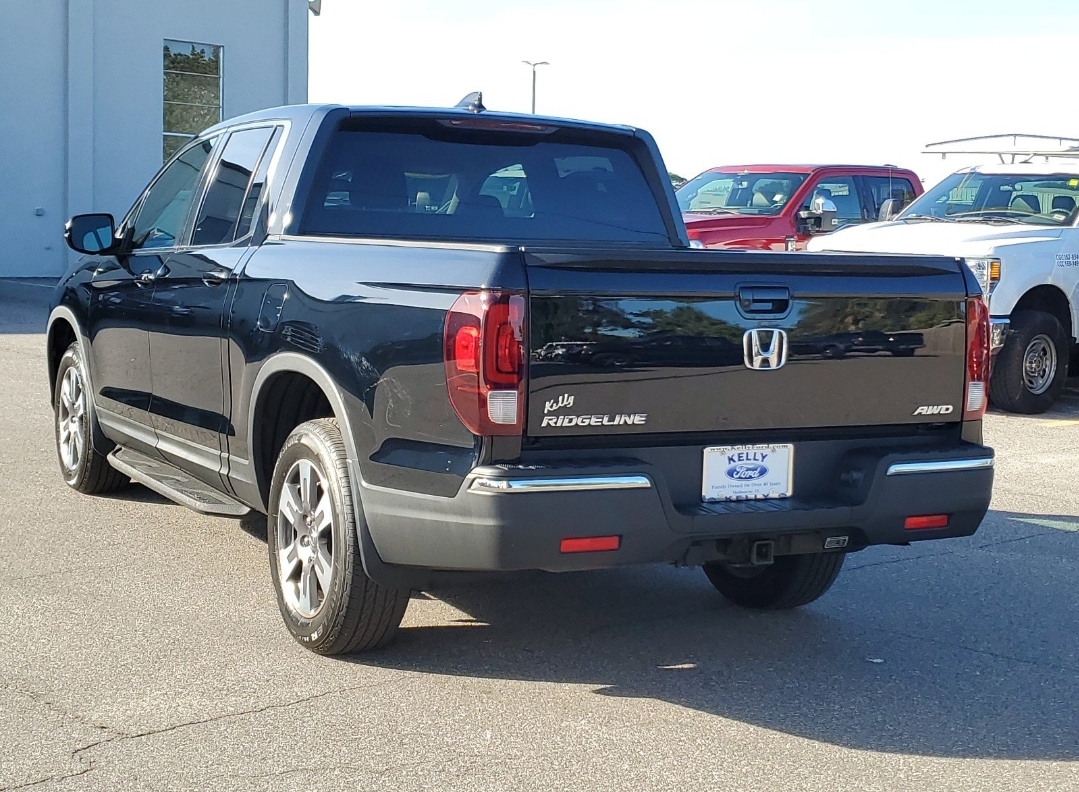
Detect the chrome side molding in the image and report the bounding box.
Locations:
[886,457,994,476]
[469,474,652,494]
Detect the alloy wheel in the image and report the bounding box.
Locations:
[57,365,86,475]
[276,459,334,618]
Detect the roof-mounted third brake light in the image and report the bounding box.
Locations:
[445,92,556,133]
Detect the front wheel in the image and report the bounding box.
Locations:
[703,552,845,609]
[989,310,1069,414]
[53,342,128,494]
[267,418,409,654]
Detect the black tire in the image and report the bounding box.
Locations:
[703,552,845,609]
[989,310,1070,414]
[53,342,128,494]
[267,418,408,654]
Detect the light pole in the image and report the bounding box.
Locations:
[521,60,549,114]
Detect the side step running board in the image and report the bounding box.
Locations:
[108,447,250,517]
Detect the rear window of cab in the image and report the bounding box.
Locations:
[296,118,671,245]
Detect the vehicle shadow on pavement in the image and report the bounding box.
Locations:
[342,518,1079,762]
[99,483,173,506]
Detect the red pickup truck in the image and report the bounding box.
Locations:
[677,164,923,250]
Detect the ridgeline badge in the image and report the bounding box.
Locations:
[540,414,647,428]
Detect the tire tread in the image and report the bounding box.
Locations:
[989,310,1069,414]
[704,552,845,610]
[271,418,408,655]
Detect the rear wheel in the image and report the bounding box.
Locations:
[990,310,1069,414]
[703,552,845,609]
[267,418,409,654]
[53,343,128,494]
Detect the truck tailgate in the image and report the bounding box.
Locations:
[526,249,970,436]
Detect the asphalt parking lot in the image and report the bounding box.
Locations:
[2,279,1078,792]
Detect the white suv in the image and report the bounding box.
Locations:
[808,162,1079,413]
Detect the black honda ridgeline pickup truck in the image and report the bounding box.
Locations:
[50,101,994,654]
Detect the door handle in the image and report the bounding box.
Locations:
[135,270,156,288]
[738,286,791,315]
[201,268,231,286]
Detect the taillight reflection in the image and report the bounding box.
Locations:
[964,296,990,420]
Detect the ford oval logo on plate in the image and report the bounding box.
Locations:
[726,463,768,481]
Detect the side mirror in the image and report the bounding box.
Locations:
[796,207,837,235]
[65,213,117,255]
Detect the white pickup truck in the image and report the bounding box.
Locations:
[808,161,1079,413]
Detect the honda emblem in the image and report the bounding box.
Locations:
[743,328,788,370]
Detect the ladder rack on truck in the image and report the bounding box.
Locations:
[924,134,1079,164]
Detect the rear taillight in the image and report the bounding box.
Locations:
[444,291,526,435]
[964,295,990,420]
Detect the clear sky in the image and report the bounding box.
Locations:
[309,0,1079,187]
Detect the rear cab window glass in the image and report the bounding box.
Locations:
[297,118,670,245]
[192,126,276,246]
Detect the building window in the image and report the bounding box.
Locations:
[163,40,222,161]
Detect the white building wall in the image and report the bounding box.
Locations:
[0,1,70,279]
[0,0,309,278]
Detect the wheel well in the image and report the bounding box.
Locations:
[47,320,78,396]
[252,372,334,506]
[1013,286,1074,340]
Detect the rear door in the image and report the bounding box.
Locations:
[147,125,279,484]
[859,174,918,221]
[526,249,969,436]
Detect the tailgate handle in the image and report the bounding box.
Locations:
[738,286,790,315]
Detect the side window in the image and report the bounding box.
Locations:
[862,176,916,221]
[236,126,283,238]
[191,126,275,246]
[803,176,864,227]
[131,137,217,250]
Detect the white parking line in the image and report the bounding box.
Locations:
[1012,517,1079,533]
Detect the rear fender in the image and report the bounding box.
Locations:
[247,352,428,590]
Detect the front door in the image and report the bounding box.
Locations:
[793,175,869,250]
[85,138,218,457]
[146,126,277,486]
[85,249,165,457]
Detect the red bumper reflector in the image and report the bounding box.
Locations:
[905,514,949,530]
[560,536,621,553]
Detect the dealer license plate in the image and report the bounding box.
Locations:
[702,443,794,502]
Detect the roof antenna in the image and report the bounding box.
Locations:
[455,92,486,113]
